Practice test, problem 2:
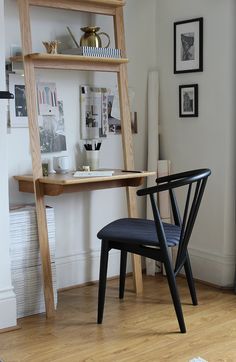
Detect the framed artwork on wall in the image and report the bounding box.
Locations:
[174,17,203,74]
[8,73,28,127]
[179,84,198,117]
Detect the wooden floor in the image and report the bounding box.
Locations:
[1,275,236,362]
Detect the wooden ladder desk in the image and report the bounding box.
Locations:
[15,0,155,318]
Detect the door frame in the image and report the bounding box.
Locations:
[0,0,17,330]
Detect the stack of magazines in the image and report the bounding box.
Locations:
[61,46,122,58]
[9,204,57,318]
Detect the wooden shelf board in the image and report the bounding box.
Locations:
[28,0,125,15]
[15,170,156,196]
[10,54,128,72]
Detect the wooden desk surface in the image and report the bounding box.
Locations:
[15,170,156,196]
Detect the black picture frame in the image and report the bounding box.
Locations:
[174,17,203,74]
[179,84,198,117]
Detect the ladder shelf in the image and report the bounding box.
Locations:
[16,0,147,318]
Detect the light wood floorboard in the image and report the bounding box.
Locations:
[0,275,236,362]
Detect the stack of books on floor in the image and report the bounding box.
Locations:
[61,46,122,58]
[9,204,57,318]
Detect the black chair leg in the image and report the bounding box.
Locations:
[184,253,198,305]
[163,257,186,333]
[97,240,110,324]
[119,250,127,299]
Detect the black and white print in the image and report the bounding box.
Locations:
[179,84,198,117]
[39,100,67,153]
[9,73,28,127]
[174,18,203,73]
[181,32,194,61]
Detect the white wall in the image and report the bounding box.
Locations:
[4,0,156,290]
[0,0,16,329]
[156,0,236,286]
[2,0,235,330]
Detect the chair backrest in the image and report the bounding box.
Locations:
[137,169,211,274]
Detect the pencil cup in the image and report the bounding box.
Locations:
[85,150,100,170]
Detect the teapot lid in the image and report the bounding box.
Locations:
[80,26,100,33]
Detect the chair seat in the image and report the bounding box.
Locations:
[97,218,181,247]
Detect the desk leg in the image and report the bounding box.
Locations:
[18,0,55,318]
[126,187,143,295]
[35,182,55,318]
[115,8,143,294]
[132,255,143,295]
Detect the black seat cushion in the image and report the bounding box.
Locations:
[97,218,181,247]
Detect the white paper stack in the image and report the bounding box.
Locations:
[73,170,114,177]
[9,204,57,318]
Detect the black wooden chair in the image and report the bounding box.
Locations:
[97,168,211,333]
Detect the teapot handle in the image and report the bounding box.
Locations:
[98,32,110,48]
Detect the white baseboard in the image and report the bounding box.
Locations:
[0,287,17,330]
[56,247,235,289]
[189,247,235,287]
[56,249,131,290]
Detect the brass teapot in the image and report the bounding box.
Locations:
[80,26,110,48]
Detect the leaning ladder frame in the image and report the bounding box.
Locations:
[17,0,143,318]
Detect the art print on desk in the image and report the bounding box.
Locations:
[108,93,137,135]
[174,17,203,73]
[107,94,121,134]
[80,85,108,139]
[80,85,138,138]
[9,73,28,127]
[37,82,58,116]
[39,100,67,153]
[108,87,137,135]
[179,84,198,117]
